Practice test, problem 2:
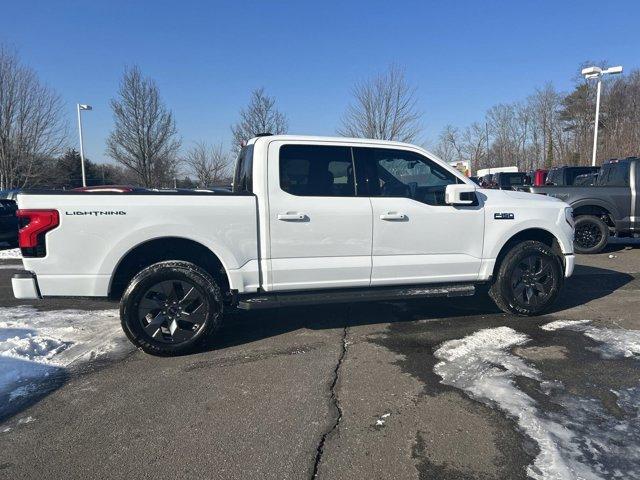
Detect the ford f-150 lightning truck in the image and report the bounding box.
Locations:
[12,135,575,355]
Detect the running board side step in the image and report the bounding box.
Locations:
[236,283,476,310]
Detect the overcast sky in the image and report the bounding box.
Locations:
[2,0,639,163]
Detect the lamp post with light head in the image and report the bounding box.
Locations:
[76,104,92,187]
[581,65,623,166]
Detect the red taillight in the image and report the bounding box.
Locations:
[17,209,60,252]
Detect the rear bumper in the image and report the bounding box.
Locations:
[564,254,575,278]
[12,271,41,299]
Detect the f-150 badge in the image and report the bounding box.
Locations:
[494,212,514,220]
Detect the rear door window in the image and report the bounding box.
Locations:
[279,145,355,197]
[600,163,630,187]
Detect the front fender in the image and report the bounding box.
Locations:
[484,215,573,260]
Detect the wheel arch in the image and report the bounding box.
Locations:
[491,228,564,280]
[571,199,618,228]
[108,236,231,300]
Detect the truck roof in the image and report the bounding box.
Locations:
[247,134,427,151]
[604,156,639,164]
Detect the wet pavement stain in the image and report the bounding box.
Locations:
[373,299,640,480]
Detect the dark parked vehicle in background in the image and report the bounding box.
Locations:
[527,157,639,254]
[573,172,599,187]
[492,172,530,190]
[479,174,495,188]
[545,166,600,186]
[0,189,20,201]
[0,198,18,248]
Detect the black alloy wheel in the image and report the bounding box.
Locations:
[120,261,223,355]
[575,223,602,251]
[137,279,208,344]
[509,254,555,309]
[573,215,609,254]
[489,240,563,316]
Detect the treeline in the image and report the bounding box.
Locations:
[433,66,640,171]
[1,42,638,190]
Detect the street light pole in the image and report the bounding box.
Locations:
[581,65,623,167]
[76,104,92,187]
[591,78,602,167]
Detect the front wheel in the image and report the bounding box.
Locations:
[489,240,563,316]
[573,215,609,254]
[120,261,223,356]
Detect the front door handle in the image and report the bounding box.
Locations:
[278,212,306,221]
[380,212,407,221]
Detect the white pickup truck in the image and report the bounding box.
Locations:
[12,135,575,355]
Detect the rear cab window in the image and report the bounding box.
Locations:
[232,145,255,193]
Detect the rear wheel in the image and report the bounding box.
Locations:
[120,260,223,356]
[489,240,563,316]
[574,215,609,254]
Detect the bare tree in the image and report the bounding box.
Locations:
[185,142,232,187]
[434,125,462,162]
[0,46,67,189]
[106,66,181,187]
[231,87,288,150]
[460,122,488,171]
[339,65,422,142]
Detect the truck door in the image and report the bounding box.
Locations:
[353,146,484,286]
[267,142,373,291]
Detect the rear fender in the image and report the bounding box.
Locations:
[98,226,239,283]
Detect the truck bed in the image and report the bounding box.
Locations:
[16,191,260,297]
[525,185,633,231]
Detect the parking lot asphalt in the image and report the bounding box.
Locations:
[1,240,640,479]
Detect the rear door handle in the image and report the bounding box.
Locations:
[278,212,306,221]
[380,212,407,221]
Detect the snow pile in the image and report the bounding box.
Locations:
[0,334,70,361]
[434,326,640,480]
[434,327,586,480]
[543,320,640,358]
[0,248,21,259]
[0,306,125,408]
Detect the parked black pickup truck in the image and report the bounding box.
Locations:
[0,198,18,248]
[527,157,639,253]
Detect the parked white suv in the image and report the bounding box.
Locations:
[12,135,575,355]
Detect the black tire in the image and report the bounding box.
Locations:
[573,215,609,254]
[120,260,223,356]
[489,240,563,316]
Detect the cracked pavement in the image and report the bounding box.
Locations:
[1,240,640,479]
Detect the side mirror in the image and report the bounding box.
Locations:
[445,183,476,205]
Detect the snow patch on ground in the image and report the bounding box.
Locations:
[434,325,640,480]
[0,306,125,410]
[540,319,591,331]
[0,248,21,259]
[542,320,640,358]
